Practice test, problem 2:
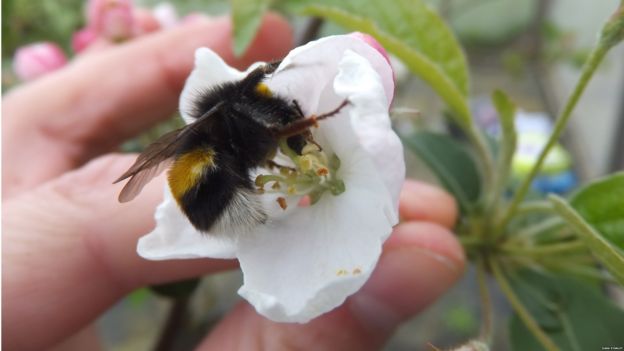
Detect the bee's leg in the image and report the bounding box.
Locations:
[266,159,296,172]
[262,60,282,74]
[241,60,283,91]
[274,99,350,138]
[291,100,321,150]
[292,99,305,118]
[304,132,323,151]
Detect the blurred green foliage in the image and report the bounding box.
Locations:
[2,0,85,57]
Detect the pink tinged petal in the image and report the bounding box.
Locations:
[351,32,397,102]
[72,27,99,53]
[351,32,390,64]
[13,42,68,81]
[334,50,404,219]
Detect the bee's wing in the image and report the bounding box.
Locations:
[115,102,224,202]
[114,128,183,202]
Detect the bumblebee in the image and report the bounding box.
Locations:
[115,61,348,233]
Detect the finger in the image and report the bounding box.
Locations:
[198,221,465,351]
[48,325,101,351]
[2,13,293,198]
[2,154,236,351]
[399,179,458,229]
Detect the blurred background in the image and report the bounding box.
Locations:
[3,0,623,350]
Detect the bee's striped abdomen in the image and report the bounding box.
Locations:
[168,147,267,233]
[168,147,216,205]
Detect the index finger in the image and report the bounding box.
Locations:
[2,14,293,198]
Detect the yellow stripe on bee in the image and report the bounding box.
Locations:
[255,83,272,97]
[168,148,216,202]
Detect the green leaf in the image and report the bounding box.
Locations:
[491,89,517,199]
[231,0,271,56]
[402,132,481,213]
[150,278,201,299]
[549,194,624,285]
[570,172,624,248]
[288,0,472,127]
[127,288,150,308]
[509,270,624,351]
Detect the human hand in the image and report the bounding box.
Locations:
[2,14,465,351]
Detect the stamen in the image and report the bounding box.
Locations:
[277,197,288,210]
[256,136,346,210]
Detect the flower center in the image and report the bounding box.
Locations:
[255,139,345,208]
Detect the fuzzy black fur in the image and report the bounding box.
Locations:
[177,63,306,232]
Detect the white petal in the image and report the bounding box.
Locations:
[334,50,405,220]
[267,35,394,116]
[137,186,238,259]
[238,131,393,322]
[179,48,264,124]
[266,36,402,218]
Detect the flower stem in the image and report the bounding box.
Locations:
[490,260,560,351]
[154,296,189,351]
[538,259,616,283]
[501,240,586,257]
[496,43,610,234]
[508,216,565,243]
[466,124,495,203]
[459,235,483,247]
[514,200,554,217]
[476,256,493,344]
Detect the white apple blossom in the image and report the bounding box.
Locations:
[137,34,405,322]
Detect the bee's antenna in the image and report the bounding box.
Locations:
[274,99,350,137]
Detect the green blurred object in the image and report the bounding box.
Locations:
[509,270,624,351]
[151,278,201,299]
[402,131,481,214]
[570,172,624,248]
[2,0,85,57]
[445,306,478,335]
[450,0,537,45]
[127,288,151,308]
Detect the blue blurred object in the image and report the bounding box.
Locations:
[531,170,578,194]
[472,97,578,194]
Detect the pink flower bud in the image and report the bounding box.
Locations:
[13,42,68,81]
[86,0,135,41]
[72,27,99,53]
